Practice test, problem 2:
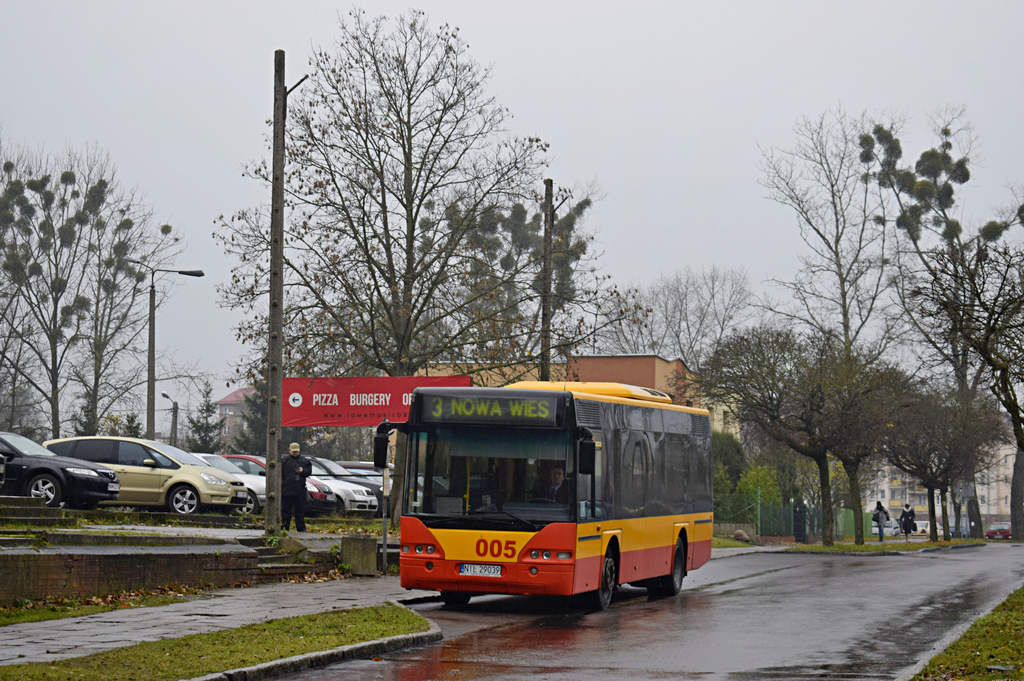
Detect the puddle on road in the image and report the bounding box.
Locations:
[730,576,1000,680]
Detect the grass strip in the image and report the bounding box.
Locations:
[0,603,428,681]
[911,583,1024,680]
[712,535,755,548]
[784,539,984,553]
[0,585,210,628]
[304,517,383,535]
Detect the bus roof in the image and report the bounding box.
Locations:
[507,381,675,404]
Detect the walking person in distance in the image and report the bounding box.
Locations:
[899,503,916,542]
[873,501,890,542]
[282,442,311,532]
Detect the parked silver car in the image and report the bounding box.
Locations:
[195,453,265,515]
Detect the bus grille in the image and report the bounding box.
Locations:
[575,400,603,428]
[692,414,711,437]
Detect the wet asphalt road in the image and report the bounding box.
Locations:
[287,543,1024,680]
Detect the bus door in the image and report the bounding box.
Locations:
[620,430,650,578]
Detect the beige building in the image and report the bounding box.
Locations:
[864,443,1015,527]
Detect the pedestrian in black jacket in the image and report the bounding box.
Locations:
[282,442,311,532]
[899,503,916,542]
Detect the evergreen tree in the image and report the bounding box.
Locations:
[121,412,142,438]
[229,375,304,456]
[184,380,225,453]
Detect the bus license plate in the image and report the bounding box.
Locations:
[461,564,501,577]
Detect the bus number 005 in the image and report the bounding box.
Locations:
[476,539,516,558]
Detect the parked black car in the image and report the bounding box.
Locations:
[0,431,120,508]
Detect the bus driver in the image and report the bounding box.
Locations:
[537,462,570,503]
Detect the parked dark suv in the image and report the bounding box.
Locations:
[0,431,120,508]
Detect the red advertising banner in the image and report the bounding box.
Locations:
[282,376,472,427]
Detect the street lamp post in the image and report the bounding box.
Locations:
[125,259,204,440]
[160,391,179,447]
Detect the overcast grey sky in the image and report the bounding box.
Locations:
[2,1,1023,422]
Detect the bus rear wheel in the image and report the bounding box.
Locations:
[590,551,617,610]
[440,591,472,606]
[648,536,685,597]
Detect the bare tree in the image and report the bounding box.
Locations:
[758,107,903,542]
[700,326,834,544]
[883,385,1004,541]
[220,10,634,381]
[1,141,180,437]
[760,107,897,358]
[861,109,1024,539]
[71,192,180,435]
[603,265,753,374]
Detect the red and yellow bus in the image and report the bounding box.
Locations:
[374,381,713,609]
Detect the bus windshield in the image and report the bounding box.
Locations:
[404,426,574,528]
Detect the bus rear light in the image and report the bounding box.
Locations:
[557,552,572,560]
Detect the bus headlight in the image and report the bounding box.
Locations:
[426,545,435,554]
[402,545,409,553]
[530,550,539,559]
[415,545,424,554]
[542,551,551,560]
[557,552,572,560]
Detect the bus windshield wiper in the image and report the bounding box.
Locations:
[468,508,538,531]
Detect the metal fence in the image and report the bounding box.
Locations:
[715,493,873,540]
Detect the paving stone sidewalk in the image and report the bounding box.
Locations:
[0,576,435,666]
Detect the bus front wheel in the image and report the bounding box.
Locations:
[440,591,471,606]
[590,551,617,610]
[649,536,686,597]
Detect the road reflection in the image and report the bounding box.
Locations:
[288,545,1024,681]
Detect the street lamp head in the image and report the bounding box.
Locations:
[161,391,172,400]
[177,270,205,277]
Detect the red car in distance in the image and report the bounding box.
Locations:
[986,523,1011,540]
[222,454,336,516]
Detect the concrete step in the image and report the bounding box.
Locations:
[256,563,324,579]
[0,506,65,518]
[0,516,78,528]
[0,536,38,546]
[257,553,297,564]
[238,536,266,548]
[0,496,47,508]
[254,546,281,557]
[69,509,258,527]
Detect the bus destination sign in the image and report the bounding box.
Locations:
[422,394,558,426]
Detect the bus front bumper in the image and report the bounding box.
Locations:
[400,557,576,595]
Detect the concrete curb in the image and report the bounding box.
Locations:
[183,602,442,681]
[782,542,985,557]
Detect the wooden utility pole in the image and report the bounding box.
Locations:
[266,50,287,536]
[540,179,554,381]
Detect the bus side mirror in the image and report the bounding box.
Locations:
[373,434,389,469]
[579,440,596,476]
